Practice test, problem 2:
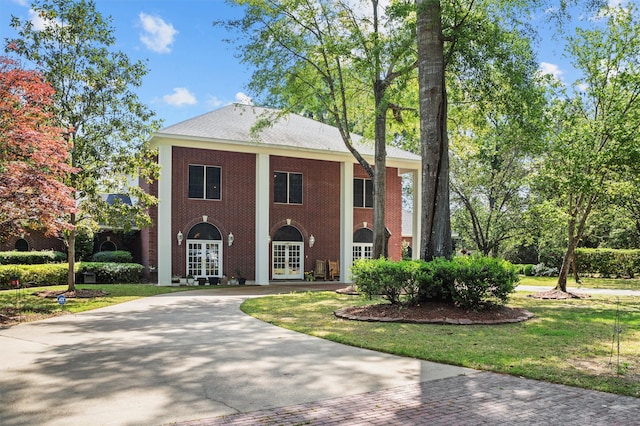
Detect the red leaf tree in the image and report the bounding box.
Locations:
[0,56,75,239]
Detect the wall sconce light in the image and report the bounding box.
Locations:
[309,234,315,248]
[228,232,234,247]
[177,230,183,246]
[267,235,271,243]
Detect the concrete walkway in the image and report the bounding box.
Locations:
[1,284,638,425]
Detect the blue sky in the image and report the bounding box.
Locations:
[0,0,628,128]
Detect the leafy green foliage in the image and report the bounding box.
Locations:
[0,262,143,288]
[6,0,161,290]
[78,262,143,284]
[452,256,519,309]
[352,256,518,309]
[575,248,640,278]
[0,250,66,265]
[90,250,133,263]
[0,264,68,288]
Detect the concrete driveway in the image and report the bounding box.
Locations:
[0,285,473,426]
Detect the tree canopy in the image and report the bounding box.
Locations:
[6,0,160,290]
[0,56,76,239]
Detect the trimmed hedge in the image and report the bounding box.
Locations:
[0,250,67,265]
[0,262,144,289]
[575,248,640,278]
[79,262,144,284]
[352,256,519,310]
[90,250,133,263]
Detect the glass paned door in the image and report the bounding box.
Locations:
[353,243,373,263]
[272,242,303,279]
[187,241,222,278]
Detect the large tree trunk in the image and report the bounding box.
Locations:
[416,0,452,261]
[556,195,595,292]
[372,79,388,259]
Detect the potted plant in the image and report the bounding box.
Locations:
[186,274,195,286]
[235,269,246,285]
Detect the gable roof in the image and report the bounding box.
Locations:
[156,104,420,162]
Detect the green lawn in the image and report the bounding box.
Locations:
[0,284,203,320]
[518,275,640,290]
[241,290,640,397]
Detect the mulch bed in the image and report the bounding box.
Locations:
[335,302,534,325]
[527,289,589,299]
[1,288,109,326]
[34,289,109,298]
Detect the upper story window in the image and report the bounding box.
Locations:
[353,178,373,208]
[274,171,303,204]
[189,165,221,200]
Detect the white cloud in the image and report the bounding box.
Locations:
[139,13,177,54]
[28,8,60,31]
[235,92,253,105]
[12,0,28,6]
[206,96,224,109]
[163,87,197,107]
[539,62,564,81]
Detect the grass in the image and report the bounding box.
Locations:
[0,284,203,320]
[240,290,640,397]
[518,275,640,290]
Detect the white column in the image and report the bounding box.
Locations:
[157,144,173,285]
[255,153,270,285]
[412,169,421,260]
[340,161,354,282]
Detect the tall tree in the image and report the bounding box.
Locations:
[0,56,75,239]
[448,22,548,257]
[536,4,640,292]
[7,0,160,291]
[219,0,417,259]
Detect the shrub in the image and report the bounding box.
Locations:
[78,262,144,284]
[574,248,640,278]
[352,258,408,305]
[0,264,68,288]
[0,250,67,265]
[90,250,133,263]
[415,257,456,303]
[451,256,519,310]
[353,256,518,310]
[532,263,558,277]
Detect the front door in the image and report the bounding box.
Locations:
[272,242,303,279]
[187,241,222,278]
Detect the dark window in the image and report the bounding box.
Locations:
[15,238,29,252]
[353,178,373,208]
[189,165,221,200]
[274,171,303,204]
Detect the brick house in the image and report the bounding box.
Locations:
[144,104,421,285]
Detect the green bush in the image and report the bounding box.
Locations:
[90,250,133,263]
[575,248,640,278]
[0,250,67,265]
[352,258,410,305]
[0,264,68,288]
[415,257,456,303]
[78,262,144,284]
[353,256,518,310]
[451,256,519,310]
[0,262,144,288]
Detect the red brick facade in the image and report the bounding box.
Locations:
[145,147,404,281]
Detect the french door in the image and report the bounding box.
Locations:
[187,240,222,278]
[353,243,373,262]
[272,242,303,279]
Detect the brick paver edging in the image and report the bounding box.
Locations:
[176,371,640,426]
[333,307,534,325]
